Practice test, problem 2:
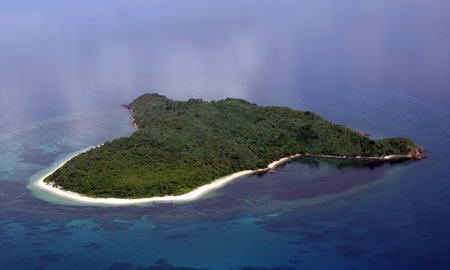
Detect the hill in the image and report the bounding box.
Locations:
[44,93,421,198]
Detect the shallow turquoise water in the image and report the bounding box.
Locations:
[1,1,450,269]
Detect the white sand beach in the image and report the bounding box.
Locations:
[31,149,411,206]
[34,163,254,205]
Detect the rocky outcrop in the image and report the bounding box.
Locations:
[410,144,427,160]
[121,103,133,111]
[122,103,138,130]
[357,131,371,137]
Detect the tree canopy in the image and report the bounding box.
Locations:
[45,93,416,198]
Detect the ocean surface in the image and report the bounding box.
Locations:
[1,1,450,269]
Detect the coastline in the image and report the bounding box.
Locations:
[31,150,416,206]
[33,167,254,205]
[31,147,255,205]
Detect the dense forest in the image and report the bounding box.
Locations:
[45,93,417,198]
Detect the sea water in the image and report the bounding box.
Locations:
[1,1,450,269]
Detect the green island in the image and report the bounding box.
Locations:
[44,93,424,199]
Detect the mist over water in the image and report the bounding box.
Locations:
[1,1,450,269]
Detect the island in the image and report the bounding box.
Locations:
[41,93,425,201]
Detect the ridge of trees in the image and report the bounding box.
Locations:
[45,93,416,198]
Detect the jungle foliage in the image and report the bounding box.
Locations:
[45,93,416,198]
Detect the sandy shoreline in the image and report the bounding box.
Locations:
[31,149,412,206]
[34,166,254,205]
[31,145,258,205]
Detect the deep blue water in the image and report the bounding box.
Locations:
[1,1,450,269]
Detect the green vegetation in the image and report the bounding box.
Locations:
[45,93,416,198]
